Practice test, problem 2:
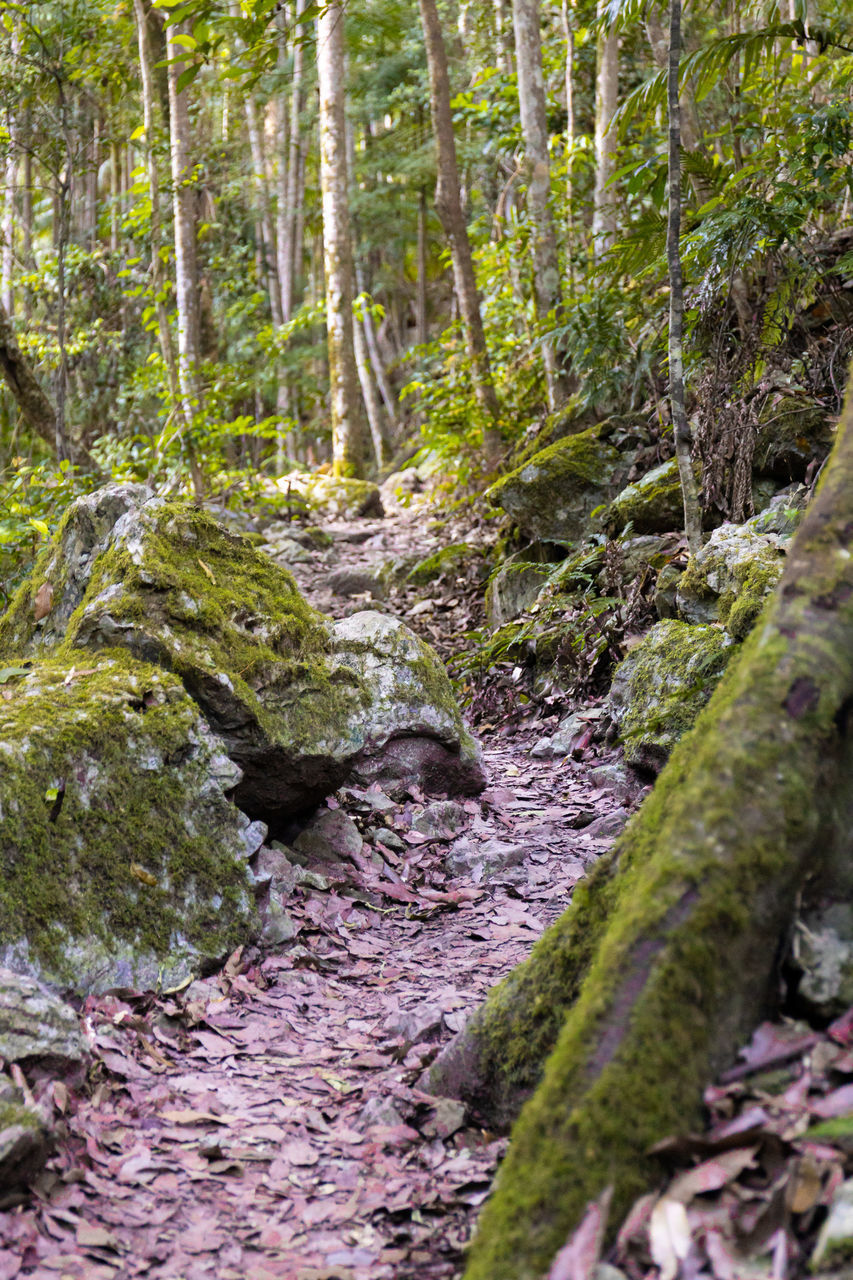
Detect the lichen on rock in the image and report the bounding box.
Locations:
[487,423,623,542]
[608,620,736,772]
[606,457,685,534]
[0,652,258,995]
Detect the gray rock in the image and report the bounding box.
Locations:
[0,493,484,822]
[654,561,683,620]
[421,1096,467,1139]
[609,620,735,774]
[375,828,406,853]
[261,534,316,564]
[754,394,834,482]
[383,1003,444,1045]
[447,838,526,881]
[250,844,299,896]
[379,468,421,513]
[792,905,853,1019]
[359,1095,405,1128]
[260,900,299,946]
[606,459,685,535]
[412,801,467,839]
[0,1078,52,1192]
[487,423,624,543]
[0,655,257,996]
[485,547,554,628]
[292,809,364,869]
[587,762,638,802]
[530,708,603,760]
[326,568,385,599]
[584,807,630,841]
[675,492,806,641]
[0,970,86,1072]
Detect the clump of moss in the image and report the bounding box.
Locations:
[609,619,736,771]
[755,395,835,481]
[677,521,788,638]
[606,458,685,534]
[0,650,257,993]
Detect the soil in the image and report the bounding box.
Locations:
[0,501,642,1280]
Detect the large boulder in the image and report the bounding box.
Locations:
[676,491,807,640]
[608,620,736,773]
[282,473,383,520]
[754,393,835,481]
[0,654,259,994]
[606,458,685,534]
[1,490,483,823]
[487,423,623,543]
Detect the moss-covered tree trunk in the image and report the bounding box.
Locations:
[443,374,853,1279]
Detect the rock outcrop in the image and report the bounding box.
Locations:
[0,654,259,994]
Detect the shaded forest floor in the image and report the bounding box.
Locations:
[0,502,638,1280]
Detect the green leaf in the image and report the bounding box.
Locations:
[176,63,201,94]
[0,666,30,685]
[171,32,197,50]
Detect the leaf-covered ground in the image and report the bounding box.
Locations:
[0,500,636,1279]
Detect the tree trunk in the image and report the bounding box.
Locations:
[2,151,15,317]
[417,0,503,467]
[165,16,205,498]
[666,0,702,555]
[416,187,429,347]
[449,366,853,1280]
[592,0,618,257]
[317,1,364,478]
[511,0,569,411]
[132,0,181,421]
[561,0,576,219]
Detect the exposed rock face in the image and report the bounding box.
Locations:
[1,489,484,825]
[485,547,555,628]
[487,423,623,542]
[676,494,806,639]
[0,970,86,1072]
[754,394,835,481]
[606,458,685,534]
[0,655,258,995]
[608,620,736,773]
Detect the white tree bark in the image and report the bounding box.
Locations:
[317,1,364,477]
[512,0,569,410]
[592,0,619,257]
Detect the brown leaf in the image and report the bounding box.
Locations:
[76,1224,119,1250]
[33,580,54,622]
[667,1147,758,1204]
[547,1186,612,1280]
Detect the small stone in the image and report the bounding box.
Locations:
[251,844,299,896]
[792,906,853,1019]
[411,801,467,839]
[292,809,364,868]
[383,1004,444,1045]
[375,828,406,853]
[359,1096,405,1129]
[326,568,385,599]
[584,807,630,840]
[446,838,526,880]
[260,900,298,947]
[420,1097,466,1140]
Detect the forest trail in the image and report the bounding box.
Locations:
[0,502,640,1280]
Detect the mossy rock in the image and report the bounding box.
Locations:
[0,969,86,1072]
[285,473,384,520]
[677,517,795,641]
[755,394,835,482]
[407,543,475,587]
[0,653,259,994]
[606,458,685,534]
[608,620,736,773]
[0,1077,52,1191]
[0,488,483,823]
[487,423,624,543]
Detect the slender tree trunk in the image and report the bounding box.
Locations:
[493,0,513,74]
[416,187,429,347]
[512,0,569,411]
[592,0,618,257]
[166,17,205,498]
[418,0,502,466]
[561,0,576,223]
[132,0,181,421]
[2,152,15,317]
[317,1,364,478]
[666,0,702,555]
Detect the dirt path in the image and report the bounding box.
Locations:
[0,504,638,1280]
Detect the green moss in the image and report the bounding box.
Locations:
[678,526,786,640]
[487,423,623,542]
[755,395,834,480]
[610,620,736,770]
[0,1099,41,1133]
[606,458,686,535]
[0,650,255,989]
[407,543,475,587]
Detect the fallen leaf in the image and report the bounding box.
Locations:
[547,1186,612,1280]
[34,581,54,621]
[668,1147,757,1204]
[648,1196,691,1280]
